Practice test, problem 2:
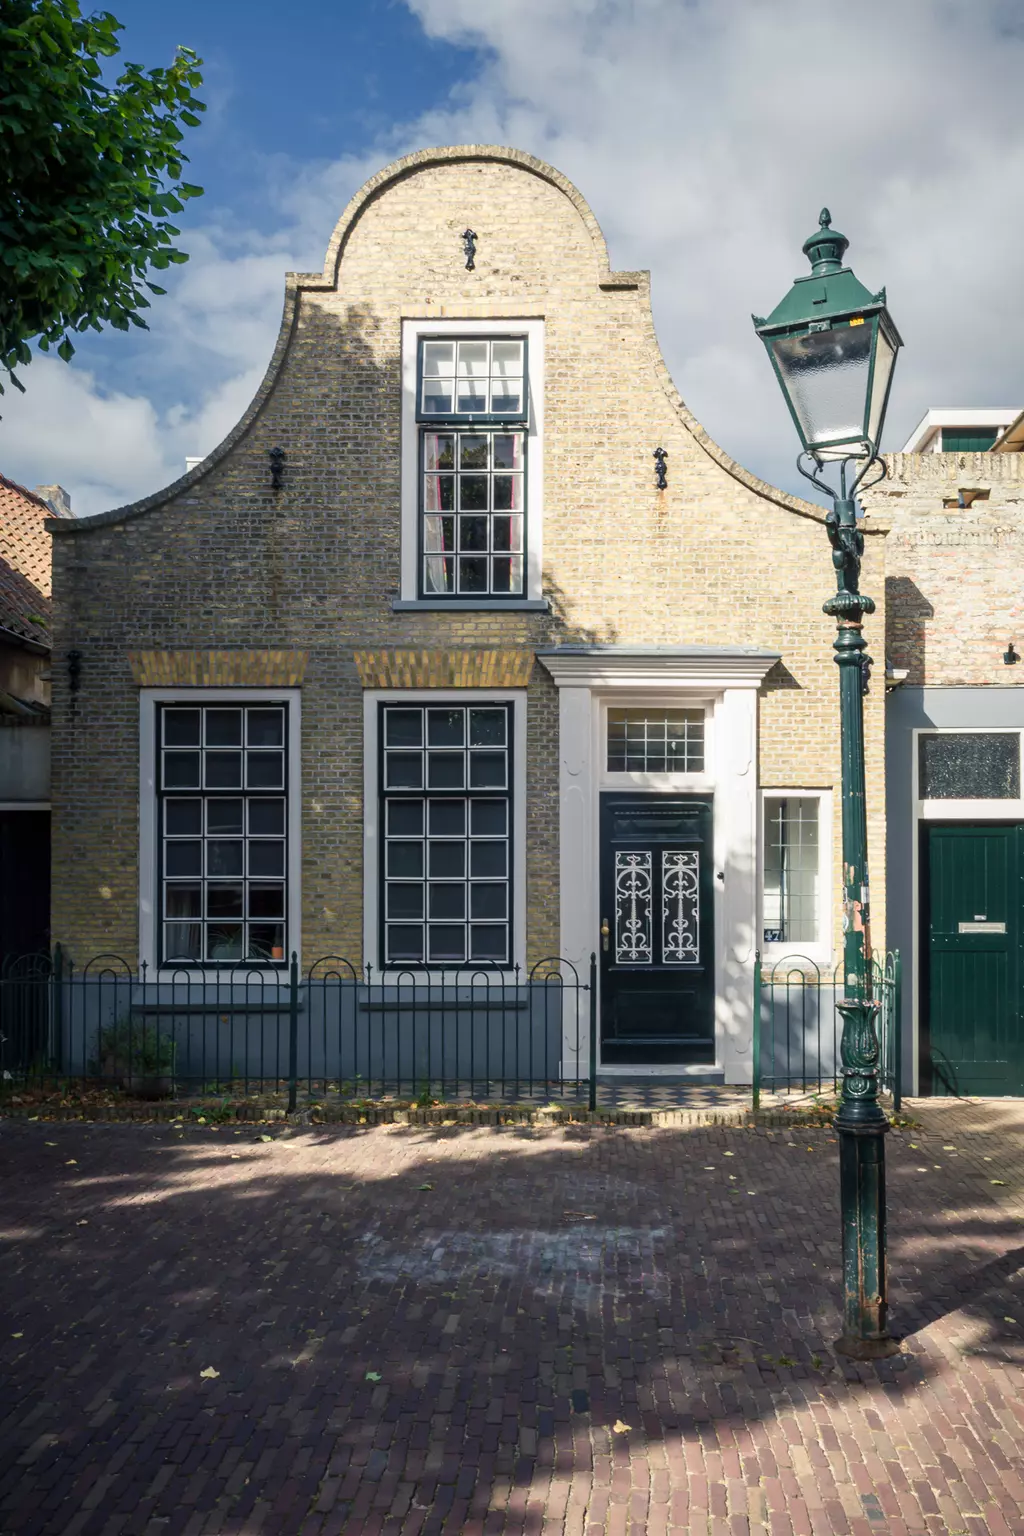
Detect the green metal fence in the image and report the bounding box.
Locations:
[0,948,599,1110]
[753,950,902,1112]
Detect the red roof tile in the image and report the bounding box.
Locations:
[0,475,52,649]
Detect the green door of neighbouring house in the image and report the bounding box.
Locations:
[923,823,1024,1095]
[599,795,715,1066]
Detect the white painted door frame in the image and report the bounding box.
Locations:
[537,648,779,1082]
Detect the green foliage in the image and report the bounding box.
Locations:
[0,0,205,391]
[97,1015,176,1076]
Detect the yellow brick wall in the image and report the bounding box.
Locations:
[49,147,886,966]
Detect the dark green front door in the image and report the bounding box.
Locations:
[923,822,1024,1095]
[599,794,714,1066]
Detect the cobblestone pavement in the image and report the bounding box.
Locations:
[3,1111,1024,1536]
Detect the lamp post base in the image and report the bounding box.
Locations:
[834,1333,902,1361]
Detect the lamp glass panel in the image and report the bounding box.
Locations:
[770,323,873,455]
[867,323,897,447]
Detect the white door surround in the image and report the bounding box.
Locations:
[537,646,780,1081]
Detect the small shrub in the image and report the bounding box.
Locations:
[97,1016,176,1078]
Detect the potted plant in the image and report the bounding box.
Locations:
[97,1015,176,1098]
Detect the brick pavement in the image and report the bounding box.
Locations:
[2,1112,1024,1535]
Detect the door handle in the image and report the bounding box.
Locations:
[601,918,610,952]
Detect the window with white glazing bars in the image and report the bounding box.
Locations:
[762,796,819,945]
[417,338,527,599]
[158,703,288,966]
[380,702,513,967]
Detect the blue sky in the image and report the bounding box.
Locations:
[4,0,1024,515]
[107,1,483,229]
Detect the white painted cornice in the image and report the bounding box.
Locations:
[536,645,780,691]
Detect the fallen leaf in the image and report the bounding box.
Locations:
[612,1419,631,1434]
[11,1332,23,1338]
[199,1367,219,1380]
[76,1220,88,1227]
[909,1142,919,1149]
[65,1160,77,1166]
[45,1141,56,1147]
[747,1191,756,1195]
[418,1183,433,1191]
[365,1371,382,1382]
[28,1116,38,1122]
[943,1145,956,1151]
[984,1156,993,1162]
[1004,1317,1017,1325]
[259,1135,273,1143]
[991,1179,1007,1186]
[723,1151,735,1157]
[230,1154,240,1161]
[703,1166,715,1170]
[916,1167,928,1172]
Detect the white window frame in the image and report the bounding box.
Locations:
[139,688,302,978]
[363,689,527,976]
[400,318,544,603]
[759,789,833,965]
[913,727,1024,819]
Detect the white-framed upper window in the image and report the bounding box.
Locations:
[760,790,832,959]
[400,318,544,604]
[915,729,1024,818]
[363,689,527,974]
[139,689,302,975]
[418,337,527,422]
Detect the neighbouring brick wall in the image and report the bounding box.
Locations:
[50,147,887,966]
[862,451,1024,686]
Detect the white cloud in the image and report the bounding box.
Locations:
[3,0,1023,514]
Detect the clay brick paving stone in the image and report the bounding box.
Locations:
[3,1120,1024,1535]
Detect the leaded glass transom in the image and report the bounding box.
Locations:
[607,709,705,774]
[381,703,513,967]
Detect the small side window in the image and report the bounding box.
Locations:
[762,796,821,947]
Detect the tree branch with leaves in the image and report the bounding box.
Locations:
[0,0,204,391]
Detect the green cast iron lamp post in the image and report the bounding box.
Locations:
[753,210,903,1360]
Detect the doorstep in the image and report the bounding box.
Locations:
[597,1065,726,1083]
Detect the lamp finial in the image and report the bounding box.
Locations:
[803,208,848,277]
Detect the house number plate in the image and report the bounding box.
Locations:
[958,920,1006,933]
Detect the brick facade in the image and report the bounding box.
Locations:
[861,451,1024,686]
[49,146,886,969]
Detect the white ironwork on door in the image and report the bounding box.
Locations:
[614,851,652,963]
[662,850,699,964]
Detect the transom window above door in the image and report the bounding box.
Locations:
[607,708,705,774]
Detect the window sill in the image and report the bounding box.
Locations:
[391,597,550,612]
